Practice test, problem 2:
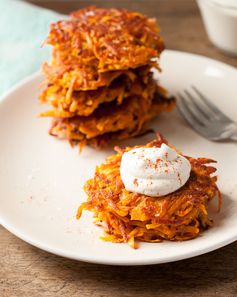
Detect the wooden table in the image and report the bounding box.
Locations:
[1,1,237,296]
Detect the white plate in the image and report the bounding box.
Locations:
[0,50,237,266]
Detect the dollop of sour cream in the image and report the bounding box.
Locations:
[120,144,191,197]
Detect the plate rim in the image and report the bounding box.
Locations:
[1,49,237,266]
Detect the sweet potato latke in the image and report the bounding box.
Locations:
[77,134,221,248]
[40,6,175,148]
[49,88,174,146]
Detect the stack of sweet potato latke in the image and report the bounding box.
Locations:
[40,6,175,148]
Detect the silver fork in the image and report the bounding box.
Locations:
[176,86,237,141]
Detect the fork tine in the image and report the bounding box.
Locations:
[191,86,232,122]
[177,95,210,138]
[184,90,210,123]
[177,93,205,128]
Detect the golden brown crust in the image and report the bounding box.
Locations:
[46,6,164,71]
[77,134,221,247]
[42,7,163,91]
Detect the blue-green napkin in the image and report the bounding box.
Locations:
[0,0,63,96]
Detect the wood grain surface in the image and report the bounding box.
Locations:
[1,1,237,296]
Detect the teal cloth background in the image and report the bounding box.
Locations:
[0,0,63,96]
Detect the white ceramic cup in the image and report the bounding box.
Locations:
[197,0,237,56]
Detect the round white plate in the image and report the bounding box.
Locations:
[0,50,237,266]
